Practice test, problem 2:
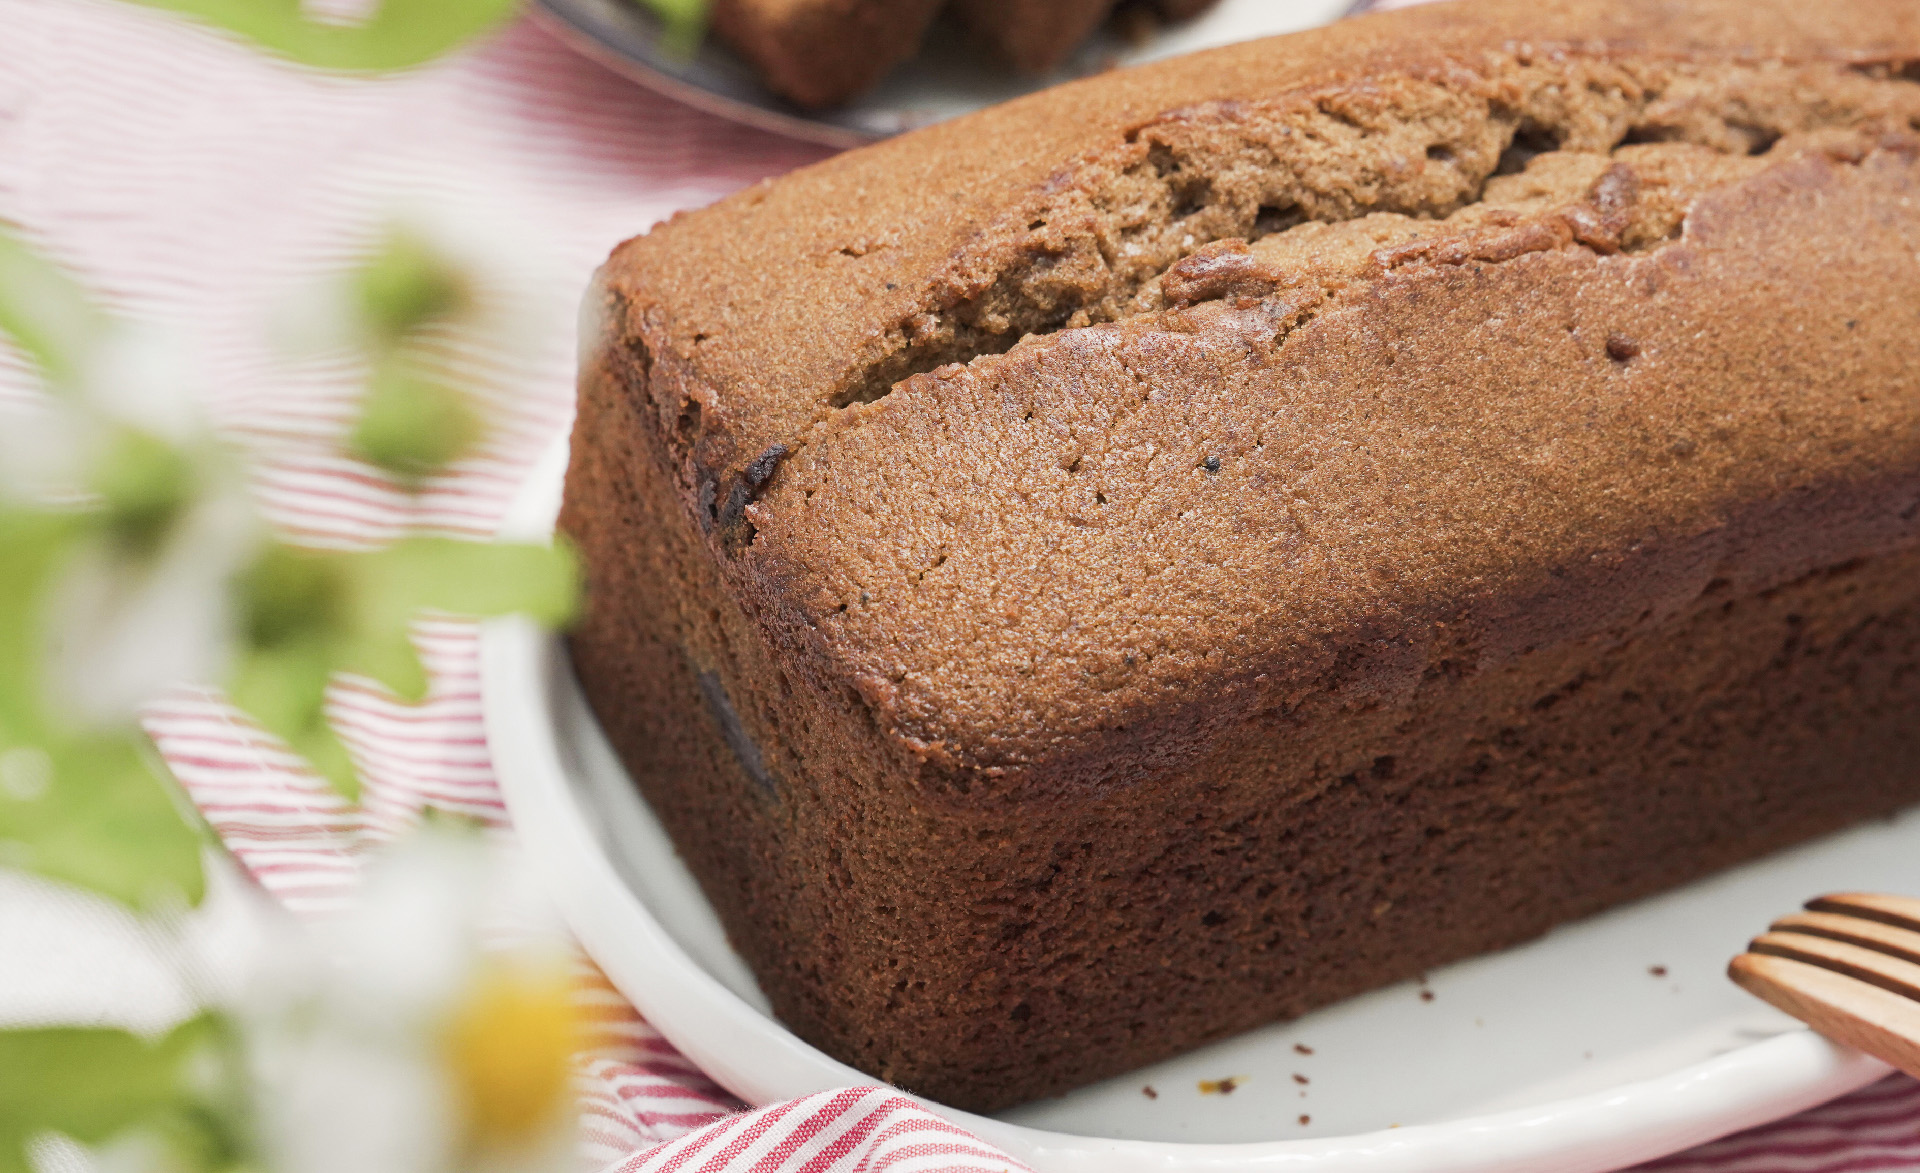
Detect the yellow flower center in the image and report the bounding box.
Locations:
[442,961,579,1145]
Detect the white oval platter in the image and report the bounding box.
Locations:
[484,434,1918,1172]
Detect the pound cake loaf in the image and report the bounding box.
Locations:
[562,0,1920,1112]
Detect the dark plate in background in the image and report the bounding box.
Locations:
[533,0,1365,148]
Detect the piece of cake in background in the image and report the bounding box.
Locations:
[1145,0,1224,20]
[949,0,1119,74]
[709,0,1228,108]
[709,0,944,108]
[952,0,1223,75]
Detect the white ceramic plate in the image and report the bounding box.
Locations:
[532,0,1361,149]
[484,435,1920,1172]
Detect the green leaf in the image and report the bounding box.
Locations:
[0,736,208,910]
[351,537,579,630]
[643,0,709,54]
[349,361,483,487]
[335,626,430,703]
[0,510,207,909]
[285,718,360,802]
[226,638,362,802]
[225,537,576,800]
[0,240,211,910]
[325,537,576,703]
[240,533,572,706]
[354,232,468,342]
[0,226,101,389]
[119,0,521,72]
[0,1015,247,1173]
[92,425,196,557]
[225,640,332,743]
[0,510,81,739]
[235,543,342,652]
[228,552,361,802]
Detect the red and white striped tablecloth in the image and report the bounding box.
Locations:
[3,1,1917,1169]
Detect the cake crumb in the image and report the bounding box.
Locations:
[1293,1073,1310,1085]
[1606,333,1642,362]
[1299,1114,1312,1126]
[1649,964,1668,977]
[1142,1085,1158,1099]
[1199,1076,1245,1095]
[1294,1043,1314,1055]
[1419,988,1435,1002]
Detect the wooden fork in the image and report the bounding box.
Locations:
[1729,892,1920,1080]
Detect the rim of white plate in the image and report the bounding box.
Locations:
[482,432,1887,1173]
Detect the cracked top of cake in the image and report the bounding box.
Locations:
[586,0,1920,794]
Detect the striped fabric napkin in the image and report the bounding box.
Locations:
[2,1,1917,1169]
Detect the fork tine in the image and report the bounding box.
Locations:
[1807,893,1920,934]
[1770,911,1920,968]
[1750,930,1920,1001]
[1729,952,1920,1081]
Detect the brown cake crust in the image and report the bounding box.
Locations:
[710,0,944,109]
[562,0,1920,1112]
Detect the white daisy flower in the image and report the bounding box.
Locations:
[8,322,264,728]
[0,393,89,505]
[42,480,261,727]
[243,829,580,1173]
[77,323,205,447]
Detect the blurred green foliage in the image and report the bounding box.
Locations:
[0,1016,249,1173]
[0,236,100,386]
[647,0,711,53]
[0,510,211,910]
[0,239,211,911]
[230,537,576,801]
[118,0,713,71]
[0,4,592,1168]
[121,0,521,71]
[0,218,576,843]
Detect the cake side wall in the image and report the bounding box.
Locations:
[884,545,1920,1106]
[563,345,1920,1111]
[558,337,891,1057]
[560,301,1092,1091]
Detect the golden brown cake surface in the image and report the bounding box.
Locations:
[563,0,1920,1111]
